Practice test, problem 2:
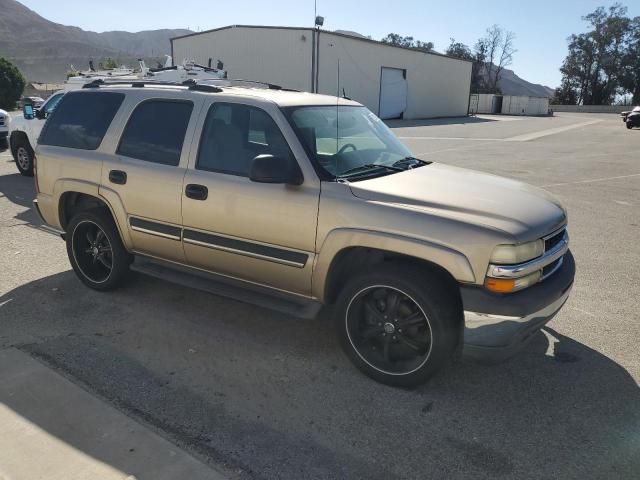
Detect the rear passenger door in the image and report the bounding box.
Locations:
[100,93,202,262]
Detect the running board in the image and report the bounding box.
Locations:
[131,256,323,320]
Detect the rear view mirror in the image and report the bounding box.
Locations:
[23,105,34,120]
[35,108,46,120]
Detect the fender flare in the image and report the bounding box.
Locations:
[312,228,475,302]
[52,179,133,249]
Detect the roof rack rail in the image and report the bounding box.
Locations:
[82,78,223,93]
[198,78,299,92]
[181,79,224,92]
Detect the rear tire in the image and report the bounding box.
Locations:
[334,263,460,388]
[627,121,633,130]
[66,209,132,291]
[13,139,34,176]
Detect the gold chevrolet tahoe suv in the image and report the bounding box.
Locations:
[32,80,574,387]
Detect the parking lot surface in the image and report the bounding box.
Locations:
[0,113,638,479]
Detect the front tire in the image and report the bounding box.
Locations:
[334,263,460,388]
[627,121,633,130]
[13,139,34,176]
[66,210,132,291]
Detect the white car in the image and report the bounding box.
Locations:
[9,90,65,176]
[0,108,9,148]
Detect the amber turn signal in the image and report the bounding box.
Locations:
[484,277,516,293]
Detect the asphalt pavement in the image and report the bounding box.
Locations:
[0,113,638,479]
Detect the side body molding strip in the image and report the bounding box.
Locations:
[183,229,308,268]
[127,216,309,268]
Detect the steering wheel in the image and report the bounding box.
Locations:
[337,143,358,155]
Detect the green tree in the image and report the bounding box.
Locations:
[0,57,26,110]
[551,80,579,105]
[559,4,631,105]
[446,38,487,93]
[381,33,433,52]
[621,16,640,104]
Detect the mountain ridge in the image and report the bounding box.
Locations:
[493,67,554,97]
[0,0,191,81]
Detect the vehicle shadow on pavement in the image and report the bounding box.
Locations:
[1,271,638,480]
[385,116,498,128]
[0,171,44,228]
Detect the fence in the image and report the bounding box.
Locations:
[551,105,631,114]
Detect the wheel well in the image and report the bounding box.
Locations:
[9,131,29,156]
[324,247,461,306]
[59,192,111,230]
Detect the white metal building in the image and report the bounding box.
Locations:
[171,25,472,120]
[470,93,550,116]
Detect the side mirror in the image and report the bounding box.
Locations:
[23,105,35,120]
[35,108,46,120]
[249,154,303,185]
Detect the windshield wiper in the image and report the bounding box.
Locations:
[337,163,404,179]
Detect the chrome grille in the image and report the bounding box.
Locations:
[544,228,565,252]
[0,116,5,126]
[542,256,563,279]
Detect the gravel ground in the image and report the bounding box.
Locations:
[0,112,638,479]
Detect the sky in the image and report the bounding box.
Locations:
[18,0,640,88]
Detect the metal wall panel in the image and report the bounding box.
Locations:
[316,32,472,119]
[173,27,473,119]
[172,27,314,92]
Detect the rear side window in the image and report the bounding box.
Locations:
[117,100,193,166]
[40,92,124,150]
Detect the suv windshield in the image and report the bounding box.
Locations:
[285,106,422,180]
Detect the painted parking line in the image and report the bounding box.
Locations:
[504,119,602,141]
[397,136,502,141]
[398,119,602,143]
[541,173,640,188]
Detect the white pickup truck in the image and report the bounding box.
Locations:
[0,108,9,148]
[8,90,65,176]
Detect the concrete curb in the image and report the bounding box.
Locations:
[0,348,227,480]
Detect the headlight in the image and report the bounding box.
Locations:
[490,240,544,265]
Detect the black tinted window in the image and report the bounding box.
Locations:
[43,93,64,114]
[117,100,193,166]
[40,92,124,150]
[197,103,293,176]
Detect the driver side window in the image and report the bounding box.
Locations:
[196,103,295,177]
[43,94,64,115]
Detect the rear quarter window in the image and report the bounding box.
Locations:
[39,92,124,150]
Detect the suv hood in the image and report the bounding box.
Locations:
[348,163,566,241]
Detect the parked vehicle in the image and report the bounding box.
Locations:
[20,96,45,109]
[620,107,640,123]
[32,80,574,387]
[625,106,640,129]
[9,90,65,175]
[0,108,9,148]
[138,57,227,82]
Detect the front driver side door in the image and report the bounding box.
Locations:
[181,99,320,296]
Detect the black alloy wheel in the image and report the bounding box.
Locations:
[345,285,433,375]
[71,220,114,283]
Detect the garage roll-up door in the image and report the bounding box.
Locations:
[379,68,407,120]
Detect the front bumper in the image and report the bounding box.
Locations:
[0,130,8,139]
[461,250,575,362]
